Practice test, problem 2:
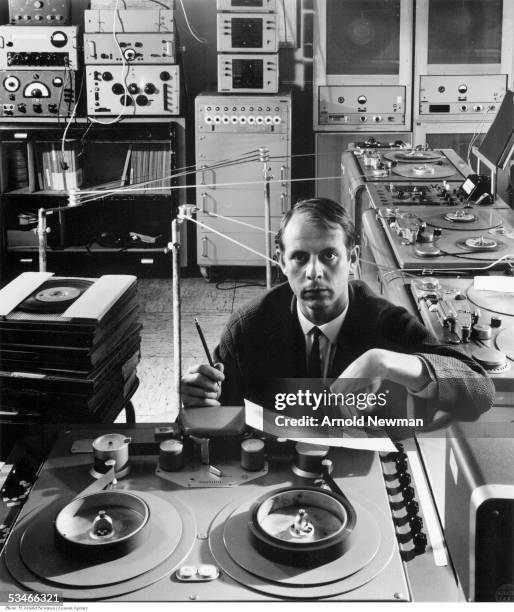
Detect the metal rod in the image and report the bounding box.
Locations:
[37,208,47,272]
[171,218,182,418]
[260,147,272,290]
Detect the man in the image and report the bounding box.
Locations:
[182,198,494,421]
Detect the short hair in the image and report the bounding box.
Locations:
[275,197,357,254]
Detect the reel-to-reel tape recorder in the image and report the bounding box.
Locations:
[352,146,469,183]
[371,204,514,271]
[0,425,460,602]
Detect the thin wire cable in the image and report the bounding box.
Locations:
[177,0,207,43]
[203,211,276,235]
[182,216,278,265]
[89,0,131,126]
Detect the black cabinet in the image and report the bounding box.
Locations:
[0,119,186,281]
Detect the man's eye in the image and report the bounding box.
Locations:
[291,253,307,262]
[323,251,337,261]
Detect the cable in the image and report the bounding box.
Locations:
[89,0,131,126]
[177,0,207,44]
[183,216,278,265]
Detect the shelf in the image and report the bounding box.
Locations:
[3,188,172,197]
[8,244,169,254]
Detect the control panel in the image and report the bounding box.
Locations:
[217,0,276,10]
[0,26,78,70]
[218,53,278,93]
[90,0,174,7]
[217,13,278,52]
[418,74,507,121]
[8,0,70,25]
[196,96,288,133]
[410,276,514,385]
[84,33,176,64]
[318,85,407,129]
[0,69,74,117]
[84,9,175,33]
[86,64,180,116]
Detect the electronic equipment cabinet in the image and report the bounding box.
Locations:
[0,120,186,281]
[195,92,291,280]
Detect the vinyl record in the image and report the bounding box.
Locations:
[18,279,93,314]
[392,164,456,179]
[383,150,444,163]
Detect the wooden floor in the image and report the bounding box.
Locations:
[126,276,268,423]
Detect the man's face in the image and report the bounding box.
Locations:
[278,213,358,324]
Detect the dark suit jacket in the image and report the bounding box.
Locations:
[213,281,495,420]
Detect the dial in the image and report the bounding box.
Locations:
[3,76,20,92]
[50,31,68,49]
[23,82,51,98]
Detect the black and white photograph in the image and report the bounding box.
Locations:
[0,0,513,608]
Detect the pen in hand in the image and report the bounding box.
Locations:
[194,317,214,368]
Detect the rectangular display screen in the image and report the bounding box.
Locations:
[232,59,263,89]
[428,0,502,65]
[232,0,263,6]
[232,18,263,48]
[326,0,401,75]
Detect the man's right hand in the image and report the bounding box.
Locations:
[180,363,225,407]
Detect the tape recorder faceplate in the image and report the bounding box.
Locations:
[0,427,459,601]
[410,277,514,389]
[375,204,514,270]
[353,147,470,183]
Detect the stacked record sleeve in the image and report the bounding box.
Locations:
[0,273,141,423]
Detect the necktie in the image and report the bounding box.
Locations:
[308,327,322,378]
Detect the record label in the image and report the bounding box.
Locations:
[18,279,93,314]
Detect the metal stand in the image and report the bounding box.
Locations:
[260,147,273,290]
[170,216,183,417]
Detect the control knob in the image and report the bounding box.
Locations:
[292,442,329,477]
[159,439,184,472]
[120,94,133,106]
[144,83,156,94]
[136,94,148,106]
[240,439,265,471]
[127,83,139,94]
[112,83,124,95]
[402,485,415,502]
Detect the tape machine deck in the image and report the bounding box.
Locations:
[353,147,468,183]
[0,426,459,601]
[410,277,514,386]
[374,204,514,270]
